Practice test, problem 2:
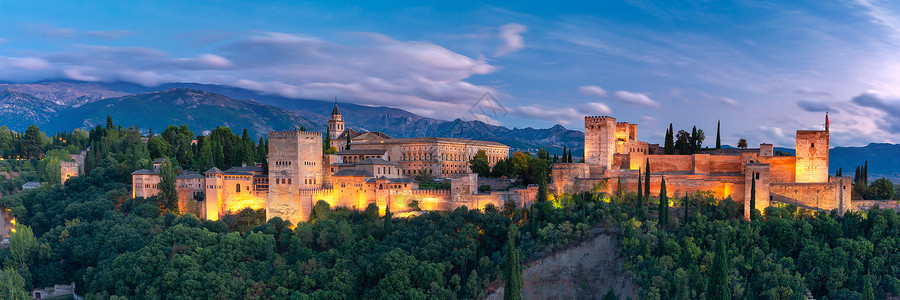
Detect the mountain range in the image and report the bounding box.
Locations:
[0,80,584,154]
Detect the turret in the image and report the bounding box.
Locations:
[328,100,345,140]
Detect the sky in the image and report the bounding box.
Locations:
[1,0,900,147]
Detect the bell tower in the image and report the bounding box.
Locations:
[328,99,345,140]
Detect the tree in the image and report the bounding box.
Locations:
[345,134,352,150]
[148,136,172,159]
[0,267,27,300]
[504,224,522,300]
[22,125,43,159]
[659,176,668,228]
[644,158,651,202]
[750,174,757,215]
[10,224,35,269]
[665,124,675,154]
[707,239,732,300]
[737,138,748,149]
[868,178,894,200]
[384,201,393,234]
[863,276,874,300]
[158,157,179,214]
[716,120,721,149]
[676,130,690,154]
[637,169,643,211]
[836,168,842,177]
[690,126,698,153]
[568,149,573,163]
[469,150,491,176]
[323,131,332,154]
[199,139,214,172]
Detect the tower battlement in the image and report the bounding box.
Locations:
[269,130,323,139]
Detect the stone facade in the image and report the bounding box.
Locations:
[553,114,851,218]
[266,130,324,222]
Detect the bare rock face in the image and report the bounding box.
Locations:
[488,234,637,300]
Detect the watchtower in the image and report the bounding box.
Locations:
[584,116,617,174]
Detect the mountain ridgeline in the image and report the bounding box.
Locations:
[0,80,585,153]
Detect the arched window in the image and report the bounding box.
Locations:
[236,184,241,193]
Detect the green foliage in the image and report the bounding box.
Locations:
[716,120,721,149]
[867,177,894,200]
[504,224,522,300]
[707,239,731,299]
[157,157,179,214]
[0,267,27,300]
[737,138,748,149]
[658,177,668,228]
[469,150,491,176]
[10,224,36,269]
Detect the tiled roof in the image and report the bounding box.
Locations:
[204,167,223,174]
[354,158,399,166]
[131,169,159,175]
[333,169,374,177]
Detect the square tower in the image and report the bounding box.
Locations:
[584,116,617,174]
[795,130,829,183]
[266,130,324,223]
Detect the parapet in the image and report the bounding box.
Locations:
[584,116,616,125]
[269,130,323,139]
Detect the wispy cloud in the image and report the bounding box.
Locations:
[495,23,527,56]
[513,102,611,125]
[578,85,608,97]
[613,90,660,108]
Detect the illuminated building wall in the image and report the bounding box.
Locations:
[795,130,829,183]
[267,130,324,223]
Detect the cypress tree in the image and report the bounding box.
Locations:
[637,169,643,211]
[836,168,842,177]
[665,123,675,154]
[644,158,651,201]
[323,131,331,153]
[567,149,573,163]
[346,134,352,150]
[691,126,698,154]
[562,147,567,162]
[750,174,756,216]
[683,196,689,221]
[384,201,393,234]
[504,224,522,300]
[707,239,732,300]
[659,176,668,228]
[864,161,868,183]
[257,137,266,164]
[716,120,721,149]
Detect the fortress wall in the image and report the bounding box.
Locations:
[692,154,710,174]
[796,131,829,183]
[646,155,693,173]
[707,155,743,174]
[758,156,796,182]
[550,163,590,194]
[770,182,841,211]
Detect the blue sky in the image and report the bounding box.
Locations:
[2,1,900,147]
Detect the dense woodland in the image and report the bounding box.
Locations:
[0,118,898,299]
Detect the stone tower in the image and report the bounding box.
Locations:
[795,129,829,183]
[204,167,224,221]
[60,161,79,184]
[328,102,345,140]
[584,116,617,174]
[266,130,325,223]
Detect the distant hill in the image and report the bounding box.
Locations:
[830,143,900,182]
[0,89,64,130]
[46,88,320,137]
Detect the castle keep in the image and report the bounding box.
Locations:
[553,114,852,218]
[133,103,533,224]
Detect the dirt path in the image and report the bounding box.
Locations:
[488,233,638,300]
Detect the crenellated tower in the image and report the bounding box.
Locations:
[266,130,325,223]
[584,116,617,174]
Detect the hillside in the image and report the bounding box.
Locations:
[830,143,900,182]
[0,89,64,130]
[48,88,320,137]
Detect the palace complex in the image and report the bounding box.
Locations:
[128,104,855,224]
[552,114,852,219]
[132,104,535,224]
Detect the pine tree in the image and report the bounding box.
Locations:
[504,224,522,300]
[157,157,179,214]
[716,120,721,149]
[257,137,267,164]
[105,115,114,131]
[707,239,732,300]
[659,176,668,228]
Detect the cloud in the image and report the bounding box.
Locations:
[613,91,661,108]
[513,102,611,125]
[495,23,527,57]
[797,100,837,113]
[20,23,76,38]
[851,90,900,133]
[717,97,739,107]
[578,85,608,97]
[84,30,135,40]
[795,86,833,98]
[6,57,51,70]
